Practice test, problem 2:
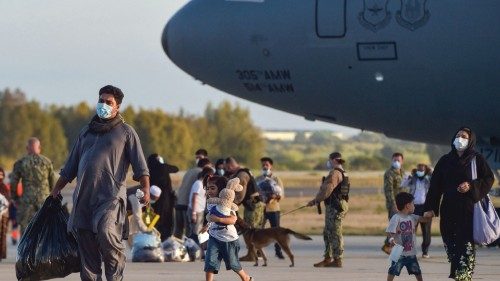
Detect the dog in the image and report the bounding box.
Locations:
[235,218,312,267]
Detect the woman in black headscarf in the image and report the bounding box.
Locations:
[424,127,494,281]
[147,154,179,241]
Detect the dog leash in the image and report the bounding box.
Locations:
[280,205,307,217]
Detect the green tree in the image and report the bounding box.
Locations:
[349,155,388,171]
[0,89,33,159]
[132,109,195,170]
[206,101,264,168]
[51,102,92,150]
[0,89,68,167]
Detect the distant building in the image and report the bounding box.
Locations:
[262,130,344,141]
[262,131,297,141]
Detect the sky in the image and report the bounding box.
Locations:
[0,0,360,134]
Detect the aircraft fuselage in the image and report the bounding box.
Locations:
[163,0,500,148]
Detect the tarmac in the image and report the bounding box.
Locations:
[1,235,499,281]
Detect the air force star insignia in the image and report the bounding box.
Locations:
[358,0,391,32]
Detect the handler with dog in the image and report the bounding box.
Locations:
[307,152,349,268]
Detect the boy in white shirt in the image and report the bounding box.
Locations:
[386,192,430,281]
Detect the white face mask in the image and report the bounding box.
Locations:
[217,169,225,176]
[416,171,425,177]
[96,102,113,119]
[326,160,333,170]
[195,158,200,165]
[157,156,164,164]
[262,169,270,176]
[453,137,469,151]
[392,161,401,169]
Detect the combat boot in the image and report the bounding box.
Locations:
[313,258,333,267]
[325,258,342,268]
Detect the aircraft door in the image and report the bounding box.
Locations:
[316,0,346,38]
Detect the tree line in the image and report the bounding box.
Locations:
[0,88,265,170]
[1,88,447,173]
[266,129,449,171]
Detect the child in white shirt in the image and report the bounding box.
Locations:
[386,192,430,281]
[203,176,253,281]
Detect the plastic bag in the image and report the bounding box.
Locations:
[388,244,404,266]
[257,178,281,203]
[133,232,161,248]
[198,231,209,244]
[131,232,164,262]
[184,237,201,261]
[16,195,80,280]
[162,236,189,262]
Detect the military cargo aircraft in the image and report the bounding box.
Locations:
[162,0,500,169]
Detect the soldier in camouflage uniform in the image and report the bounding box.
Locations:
[381,152,405,254]
[10,137,55,234]
[242,200,265,228]
[224,157,265,261]
[307,152,348,268]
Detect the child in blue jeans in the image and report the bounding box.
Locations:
[203,176,253,281]
[386,192,431,281]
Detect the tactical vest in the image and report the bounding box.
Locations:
[235,168,258,208]
[325,168,350,205]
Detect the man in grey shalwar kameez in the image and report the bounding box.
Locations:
[51,85,150,281]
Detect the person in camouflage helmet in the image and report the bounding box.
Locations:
[10,137,55,234]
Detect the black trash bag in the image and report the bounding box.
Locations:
[16,195,80,280]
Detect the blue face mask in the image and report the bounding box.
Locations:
[326,160,333,170]
[96,102,113,119]
[392,161,401,169]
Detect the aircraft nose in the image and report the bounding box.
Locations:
[161,0,233,81]
[161,0,267,86]
[161,1,205,73]
[161,23,171,61]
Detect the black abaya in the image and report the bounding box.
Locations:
[148,158,179,241]
[425,152,493,280]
